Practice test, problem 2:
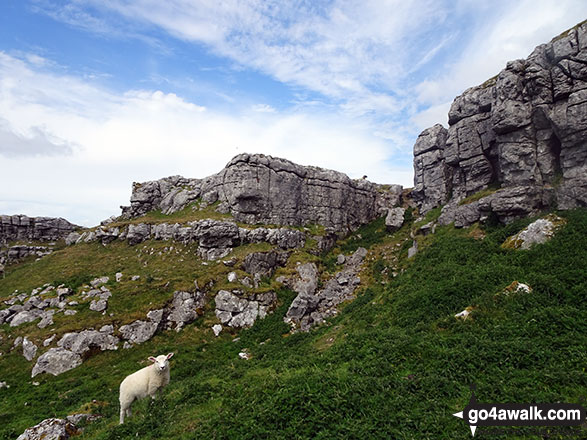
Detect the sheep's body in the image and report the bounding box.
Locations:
[119,353,173,424]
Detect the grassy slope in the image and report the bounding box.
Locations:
[0,209,586,439]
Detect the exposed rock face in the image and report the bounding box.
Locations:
[22,337,38,361]
[241,250,290,278]
[0,215,79,245]
[215,290,277,328]
[167,290,206,330]
[74,219,306,260]
[413,22,587,225]
[285,247,367,331]
[119,320,158,344]
[120,154,402,233]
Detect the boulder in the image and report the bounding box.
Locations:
[57,330,119,354]
[385,207,406,231]
[16,418,80,440]
[22,337,38,361]
[31,348,83,377]
[119,320,158,344]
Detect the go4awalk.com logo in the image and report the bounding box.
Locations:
[452,385,586,437]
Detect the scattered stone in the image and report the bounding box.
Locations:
[131,275,140,281]
[64,310,78,316]
[407,241,418,259]
[22,337,38,361]
[212,324,222,337]
[37,311,55,329]
[90,276,109,288]
[89,299,108,312]
[227,272,238,283]
[43,334,57,347]
[336,254,346,265]
[115,272,123,282]
[0,381,8,389]
[238,350,252,360]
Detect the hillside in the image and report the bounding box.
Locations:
[1,22,587,440]
[1,205,586,439]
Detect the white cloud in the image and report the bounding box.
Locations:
[0,51,410,226]
[415,0,587,106]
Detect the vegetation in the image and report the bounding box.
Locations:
[1,209,586,439]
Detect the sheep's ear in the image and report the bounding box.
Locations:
[166,352,174,360]
[148,356,157,363]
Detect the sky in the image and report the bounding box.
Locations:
[1,1,585,227]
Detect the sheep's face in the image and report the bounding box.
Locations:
[149,353,174,372]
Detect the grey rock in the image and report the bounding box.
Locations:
[43,334,57,347]
[115,272,123,282]
[167,291,206,329]
[90,276,109,288]
[285,248,367,331]
[119,320,158,344]
[227,272,238,283]
[412,25,587,222]
[22,337,38,361]
[10,310,43,327]
[0,215,80,245]
[336,254,346,265]
[89,299,108,312]
[212,324,222,337]
[385,207,406,231]
[16,417,80,440]
[214,290,277,328]
[120,154,401,233]
[31,348,83,377]
[37,310,55,329]
[408,241,418,259]
[57,330,119,354]
[147,309,164,324]
[0,309,14,325]
[63,310,77,316]
[241,250,289,278]
[503,214,566,249]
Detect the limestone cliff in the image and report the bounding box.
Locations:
[121,153,402,233]
[0,215,79,245]
[412,20,587,226]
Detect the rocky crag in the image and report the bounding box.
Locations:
[121,153,403,233]
[0,215,80,267]
[0,215,79,245]
[413,21,587,226]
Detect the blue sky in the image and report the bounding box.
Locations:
[1,0,586,226]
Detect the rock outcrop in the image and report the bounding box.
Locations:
[215,290,277,328]
[285,247,367,331]
[0,215,79,245]
[120,153,402,233]
[413,21,587,225]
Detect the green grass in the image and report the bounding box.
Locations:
[1,209,586,439]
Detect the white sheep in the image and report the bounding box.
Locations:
[119,353,174,424]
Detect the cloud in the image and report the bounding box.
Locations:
[0,51,411,226]
[415,0,587,107]
[0,118,74,157]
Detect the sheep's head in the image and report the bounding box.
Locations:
[148,353,174,372]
